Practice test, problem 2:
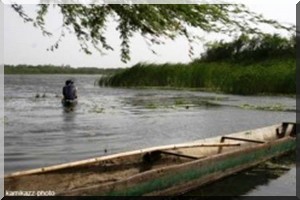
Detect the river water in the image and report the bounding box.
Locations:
[4,74,296,196]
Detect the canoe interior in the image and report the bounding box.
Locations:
[4,123,296,195]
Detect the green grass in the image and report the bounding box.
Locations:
[99,57,295,95]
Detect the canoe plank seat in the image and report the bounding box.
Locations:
[142,150,205,164]
[142,142,244,163]
[218,136,265,154]
[157,150,205,160]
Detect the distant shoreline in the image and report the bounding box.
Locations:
[4,64,124,75]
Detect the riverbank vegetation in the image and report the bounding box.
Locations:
[4,64,124,75]
[99,34,295,95]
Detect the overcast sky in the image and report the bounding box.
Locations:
[3,1,298,68]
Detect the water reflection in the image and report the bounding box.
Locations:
[183,153,296,197]
[62,111,76,122]
[61,109,76,135]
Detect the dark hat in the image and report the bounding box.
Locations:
[65,80,72,85]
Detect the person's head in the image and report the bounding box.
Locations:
[65,80,71,85]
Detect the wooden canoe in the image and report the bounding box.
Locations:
[4,122,296,196]
[61,98,78,112]
[61,98,78,107]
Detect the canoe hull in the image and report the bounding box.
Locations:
[63,136,295,196]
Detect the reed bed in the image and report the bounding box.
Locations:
[99,58,295,95]
[99,34,295,95]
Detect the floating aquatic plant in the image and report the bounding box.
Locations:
[240,103,286,111]
[145,103,158,109]
[89,105,104,113]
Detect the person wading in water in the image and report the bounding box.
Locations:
[63,80,78,101]
[62,80,78,112]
